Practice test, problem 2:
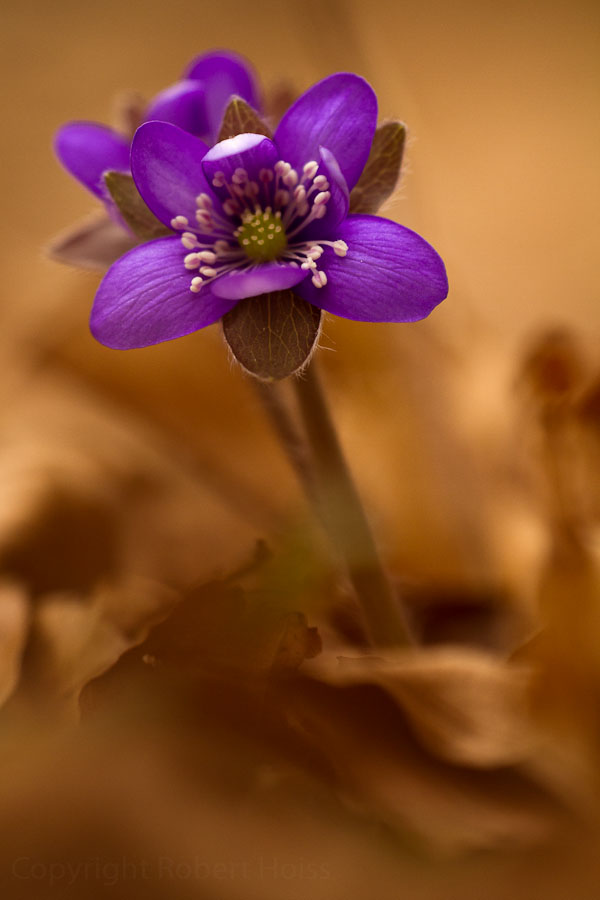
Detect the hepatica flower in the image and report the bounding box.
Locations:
[54,50,259,222]
[90,73,448,351]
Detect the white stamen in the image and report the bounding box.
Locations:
[293,185,307,202]
[312,270,328,288]
[302,161,319,180]
[212,172,226,187]
[259,168,274,182]
[283,169,298,188]
[274,161,291,176]
[274,189,290,207]
[223,199,240,216]
[333,240,349,257]
[195,210,213,226]
[313,175,329,190]
[190,276,203,293]
[184,253,201,270]
[313,191,331,206]
[195,193,213,209]
[200,266,217,277]
[214,240,231,253]
[170,215,189,230]
[181,233,199,249]
[232,167,248,185]
[198,250,217,263]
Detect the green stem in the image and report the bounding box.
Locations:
[259,362,410,648]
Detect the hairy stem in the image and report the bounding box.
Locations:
[257,363,410,647]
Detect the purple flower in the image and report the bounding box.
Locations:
[54,50,259,219]
[90,74,448,349]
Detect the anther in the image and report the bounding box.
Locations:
[223,199,240,216]
[333,240,349,257]
[311,270,328,288]
[181,233,199,250]
[274,189,290,207]
[195,210,213,226]
[184,253,201,270]
[211,172,226,187]
[198,250,217,263]
[190,276,203,293]
[313,175,329,190]
[170,215,189,230]
[302,161,319,180]
[313,191,331,206]
[232,168,248,185]
[283,169,299,188]
[259,168,274,182]
[200,266,217,277]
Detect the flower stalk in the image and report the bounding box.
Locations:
[261,361,411,648]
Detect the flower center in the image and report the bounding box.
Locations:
[170,156,349,295]
[234,209,287,262]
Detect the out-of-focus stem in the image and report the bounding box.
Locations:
[256,362,410,647]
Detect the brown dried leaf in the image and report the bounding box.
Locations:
[46,211,137,271]
[104,171,171,241]
[16,578,177,715]
[218,96,273,141]
[0,581,30,707]
[270,611,322,674]
[222,290,322,381]
[349,121,406,214]
[283,672,563,852]
[313,646,534,768]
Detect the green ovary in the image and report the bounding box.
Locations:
[236,211,288,262]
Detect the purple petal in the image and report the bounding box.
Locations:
[294,215,448,322]
[143,80,209,138]
[131,122,211,229]
[211,263,307,300]
[184,50,260,140]
[202,134,278,203]
[274,74,377,191]
[90,237,237,349]
[295,146,349,242]
[54,122,130,198]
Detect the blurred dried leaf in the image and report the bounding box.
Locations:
[518,329,586,404]
[83,572,322,711]
[349,122,406,214]
[313,646,534,768]
[46,211,137,271]
[104,171,171,241]
[218,96,273,141]
[283,673,564,852]
[0,581,29,707]
[15,578,177,715]
[222,291,322,380]
[0,452,120,597]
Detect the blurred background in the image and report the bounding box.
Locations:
[1,0,599,897]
